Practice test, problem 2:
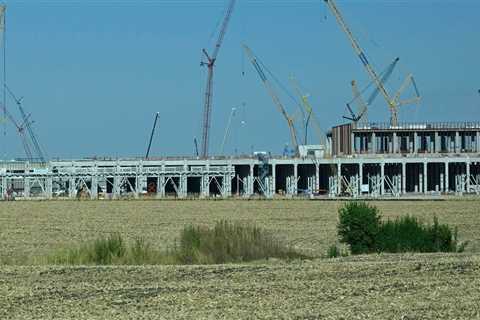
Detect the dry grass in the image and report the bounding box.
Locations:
[0,199,479,263]
[0,199,480,319]
[1,254,479,319]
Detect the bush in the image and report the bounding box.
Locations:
[175,220,306,264]
[376,215,458,253]
[337,202,381,254]
[337,202,465,255]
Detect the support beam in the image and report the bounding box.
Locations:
[401,162,406,195]
[434,132,440,153]
[315,163,320,194]
[359,162,363,194]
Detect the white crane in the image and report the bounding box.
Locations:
[324,0,420,127]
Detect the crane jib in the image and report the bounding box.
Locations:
[358,53,369,67]
[253,60,267,82]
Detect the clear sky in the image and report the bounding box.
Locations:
[1,0,479,159]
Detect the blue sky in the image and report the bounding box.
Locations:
[1,0,479,159]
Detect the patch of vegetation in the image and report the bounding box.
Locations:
[48,233,167,265]
[337,202,465,255]
[338,201,381,254]
[47,221,306,265]
[175,220,306,264]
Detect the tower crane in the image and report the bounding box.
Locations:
[200,0,236,158]
[5,85,46,162]
[345,57,400,125]
[289,76,326,146]
[324,0,420,127]
[243,44,299,154]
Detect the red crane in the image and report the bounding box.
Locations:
[200,0,236,158]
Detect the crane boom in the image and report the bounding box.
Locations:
[145,112,159,159]
[0,103,33,161]
[243,44,299,152]
[5,85,46,162]
[324,0,401,126]
[200,0,236,158]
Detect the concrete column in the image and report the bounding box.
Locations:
[91,176,98,199]
[434,132,440,153]
[413,132,418,153]
[249,164,254,195]
[337,163,342,195]
[401,162,406,195]
[1,177,6,200]
[69,177,76,198]
[445,162,449,192]
[351,132,355,154]
[24,177,30,198]
[476,132,480,153]
[271,163,276,196]
[466,162,471,193]
[393,132,398,153]
[455,131,460,153]
[359,163,363,194]
[293,163,298,195]
[46,177,53,199]
[371,132,376,154]
[315,164,320,194]
[423,162,427,194]
[380,163,385,195]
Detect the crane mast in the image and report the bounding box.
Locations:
[243,44,299,153]
[324,0,403,126]
[200,0,236,158]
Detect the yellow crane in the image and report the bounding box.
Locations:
[324,0,420,127]
[243,44,299,154]
[289,76,326,146]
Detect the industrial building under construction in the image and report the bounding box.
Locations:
[0,1,478,200]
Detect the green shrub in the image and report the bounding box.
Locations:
[175,220,306,264]
[337,202,381,254]
[376,215,460,253]
[337,202,465,255]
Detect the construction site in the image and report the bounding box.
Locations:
[0,0,479,200]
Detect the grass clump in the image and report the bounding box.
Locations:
[175,220,305,264]
[337,201,465,255]
[47,220,306,265]
[48,233,163,265]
